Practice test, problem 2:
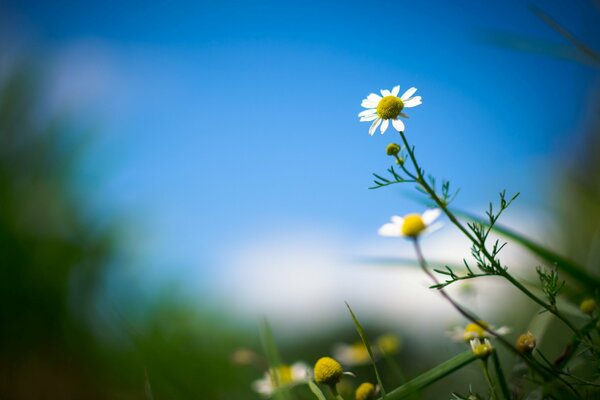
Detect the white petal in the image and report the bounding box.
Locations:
[391,118,405,132]
[399,112,409,119]
[425,222,443,235]
[367,93,382,101]
[291,362,311,380]
[401,87,417,101]
[391,216,404,225]
[360,114,378,122]
[380,119,389,133]
[422,208,441,225]
[378,223,401,237]
[358,109,377,117]
[381,89,391,97]
[368,118,381,136]
[403,97,422,108]
[495,326,511,335]
[391,85,400,96]
[361,100,378,108]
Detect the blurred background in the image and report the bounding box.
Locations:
[0,0,599,398]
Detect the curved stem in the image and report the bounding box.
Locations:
[398,130,582,338]
[481,360,498,400]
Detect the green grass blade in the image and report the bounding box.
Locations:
[455,210,600,289]
[259,318,289,400]
[379,351,478,400]
[307,380,327,400]
[345,302,387,398]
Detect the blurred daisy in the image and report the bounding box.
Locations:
[449,321,511,342]
[358,85,422,135]
[333,341,371,367]
[470,338,493,357]
[252,362,311,396]
[378,209,442,239]
[375,334,401,356]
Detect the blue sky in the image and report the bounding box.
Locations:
[3,0,599,298]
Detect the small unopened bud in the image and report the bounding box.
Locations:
[515,332,536,354]
[386,143,401,156]
[580,298,597,315]
[355,382,376,400]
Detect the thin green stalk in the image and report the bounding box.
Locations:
[499,270,581,337]
[398,130,583,398]
[491,351,510,400]
[481,360,498,400]
[399,130,582,338]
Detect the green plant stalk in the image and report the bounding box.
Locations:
[454,209,600,290]
[491,351,510,400]
[377,351,478,400]
[346,302,387,398]
[498,270,581,337]
[398,130,583,397]
[481,359,498,400]
[399,130,581,337]
[307,381,328,400]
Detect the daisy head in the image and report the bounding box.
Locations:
[449,320,511,342]
[252,362,310,396]
[378,209,442,239]
[470,338,493,358]
[358,85,422,136]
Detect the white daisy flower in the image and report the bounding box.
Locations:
[378,209,442,238]
[358,85,422,136]
[448,321,511,342]
[252,362,311,397]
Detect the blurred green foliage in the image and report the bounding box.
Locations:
[0,62,261,399]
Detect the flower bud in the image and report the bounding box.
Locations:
[314,357,343,386]
[515,332,536,354]
[580,298,597,315]
[386,143,401,156]
[355,382,376,400]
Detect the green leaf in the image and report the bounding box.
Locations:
[454,210,600,290]
[307,381,327,400]
[259,318,290,400]
[379,351,478,400]
[345,302,387,398]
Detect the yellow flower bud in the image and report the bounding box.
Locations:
[580,298,597,315]
[355,382,376,400]
[515,332,536,354]
[386,143,401,156]
[314,356,343,386]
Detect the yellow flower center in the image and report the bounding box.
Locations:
[463,321,488,341]
[314,357,343,386]
[355,382,376,400]
[401,214,426,237]
[471,340,493,358]
[376,96,404,120]
[270,365,293,386]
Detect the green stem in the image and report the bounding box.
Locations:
[491,351,510,400]
[500,270,581,337]
[399,130,581,337]
[398,130,582,398]
[481,360,498,400]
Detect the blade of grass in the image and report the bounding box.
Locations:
[259,318,289,400]
[307,380,327,400]
[379,351,478,400]
[454,209,600,289]
[345,302,387,398]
